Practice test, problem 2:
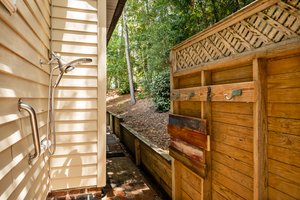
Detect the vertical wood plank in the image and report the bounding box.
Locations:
[106,112,110,126]
[97,0,107,187]
[201,70,212,200]
[170,49,182,200]
[109,114,114,133]
[253,58,268,200]
[170,50,180,113]
[172,158,182,200]
[135,139,141,166]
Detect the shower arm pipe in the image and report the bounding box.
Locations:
[46,66,57,155]
[18,99,41,164]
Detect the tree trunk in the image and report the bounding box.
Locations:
[199,0,208,27]
[210,0,219,23]
[234,0,240,12]
[123,9,136,105]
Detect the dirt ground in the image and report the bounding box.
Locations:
[106,91,170,150]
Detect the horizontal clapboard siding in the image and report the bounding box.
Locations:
[50,0,100,190]
[0,0,50,199]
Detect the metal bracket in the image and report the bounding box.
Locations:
[224,89,242,100]
[187,92,195,100]
[207,86,212,102]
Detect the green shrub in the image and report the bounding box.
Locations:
[117,80,130,95]
[150,71,170,112]
[117,80,138,95]
[137,91,147,99]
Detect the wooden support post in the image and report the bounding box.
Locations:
[134,138,141,166]
[170,50,180,114]
[106,112,110,126]
[253,58,268,200]
[97,0,107,187]
[109,114,114,133]
[170,50,182,200]
[201,70,212,200]
[172,158,182,200]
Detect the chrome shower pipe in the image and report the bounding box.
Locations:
[45,52,92,155]
[18,99,41,164]
[46,66,57,155]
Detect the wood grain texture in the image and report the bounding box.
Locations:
[177,101,201,118]
[266,55,300,199]
[201,70,212,200]
[171,81,256,102]
[253,58,268,200]
[170,139,205,164]
[168,124,208,150]
[172,159,182,200]
[169,1,300,199]
[169,146,206,178]
[169,114,207,134]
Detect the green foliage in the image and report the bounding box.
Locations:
[150,71,170,112]
[107,0,255,101]
[117,80,138,95]
[117,80,131,95]
[137,91,147,99]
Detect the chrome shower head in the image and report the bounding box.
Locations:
[64,65,75,73]
[51,55,93,88]
[60,57,92,74]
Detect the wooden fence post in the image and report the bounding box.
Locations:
[110,114,114,134]
[135,139,141,166]
[172,158,182,200]
[201,70,212,200]
[106,112,110,126]
[253,58,268,200]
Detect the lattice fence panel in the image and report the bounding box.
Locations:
[174,0,300,72]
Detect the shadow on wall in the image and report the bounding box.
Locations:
[51,149,82,188]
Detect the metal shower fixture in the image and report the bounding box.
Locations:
[44,51,92,155]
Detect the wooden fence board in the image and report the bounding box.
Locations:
[212,151,253,178]
[171,81,256,102]
[212,102,253,115]
[212,160,253,190]
[168,124,208,150]
[169,146,206,178]
[268,173,300,199]
[169,114,207,134]
[268,159,300,185]
[212,171,253,200]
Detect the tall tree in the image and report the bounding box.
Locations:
[107,0,255,106]
[123,8,136,104]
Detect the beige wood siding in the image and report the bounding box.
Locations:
[0,0,51,199]
[50,0,106,190]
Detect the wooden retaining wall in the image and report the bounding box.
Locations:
[107,112,172,198]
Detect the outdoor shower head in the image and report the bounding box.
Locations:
[58,57,93,73]
[49,52,93,88]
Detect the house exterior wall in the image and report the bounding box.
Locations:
[0,0,107,197]
[49,0,106,190]
[0,0,51,199]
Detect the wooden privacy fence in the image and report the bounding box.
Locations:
[106,112,172,198]
[169,0,300,200]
